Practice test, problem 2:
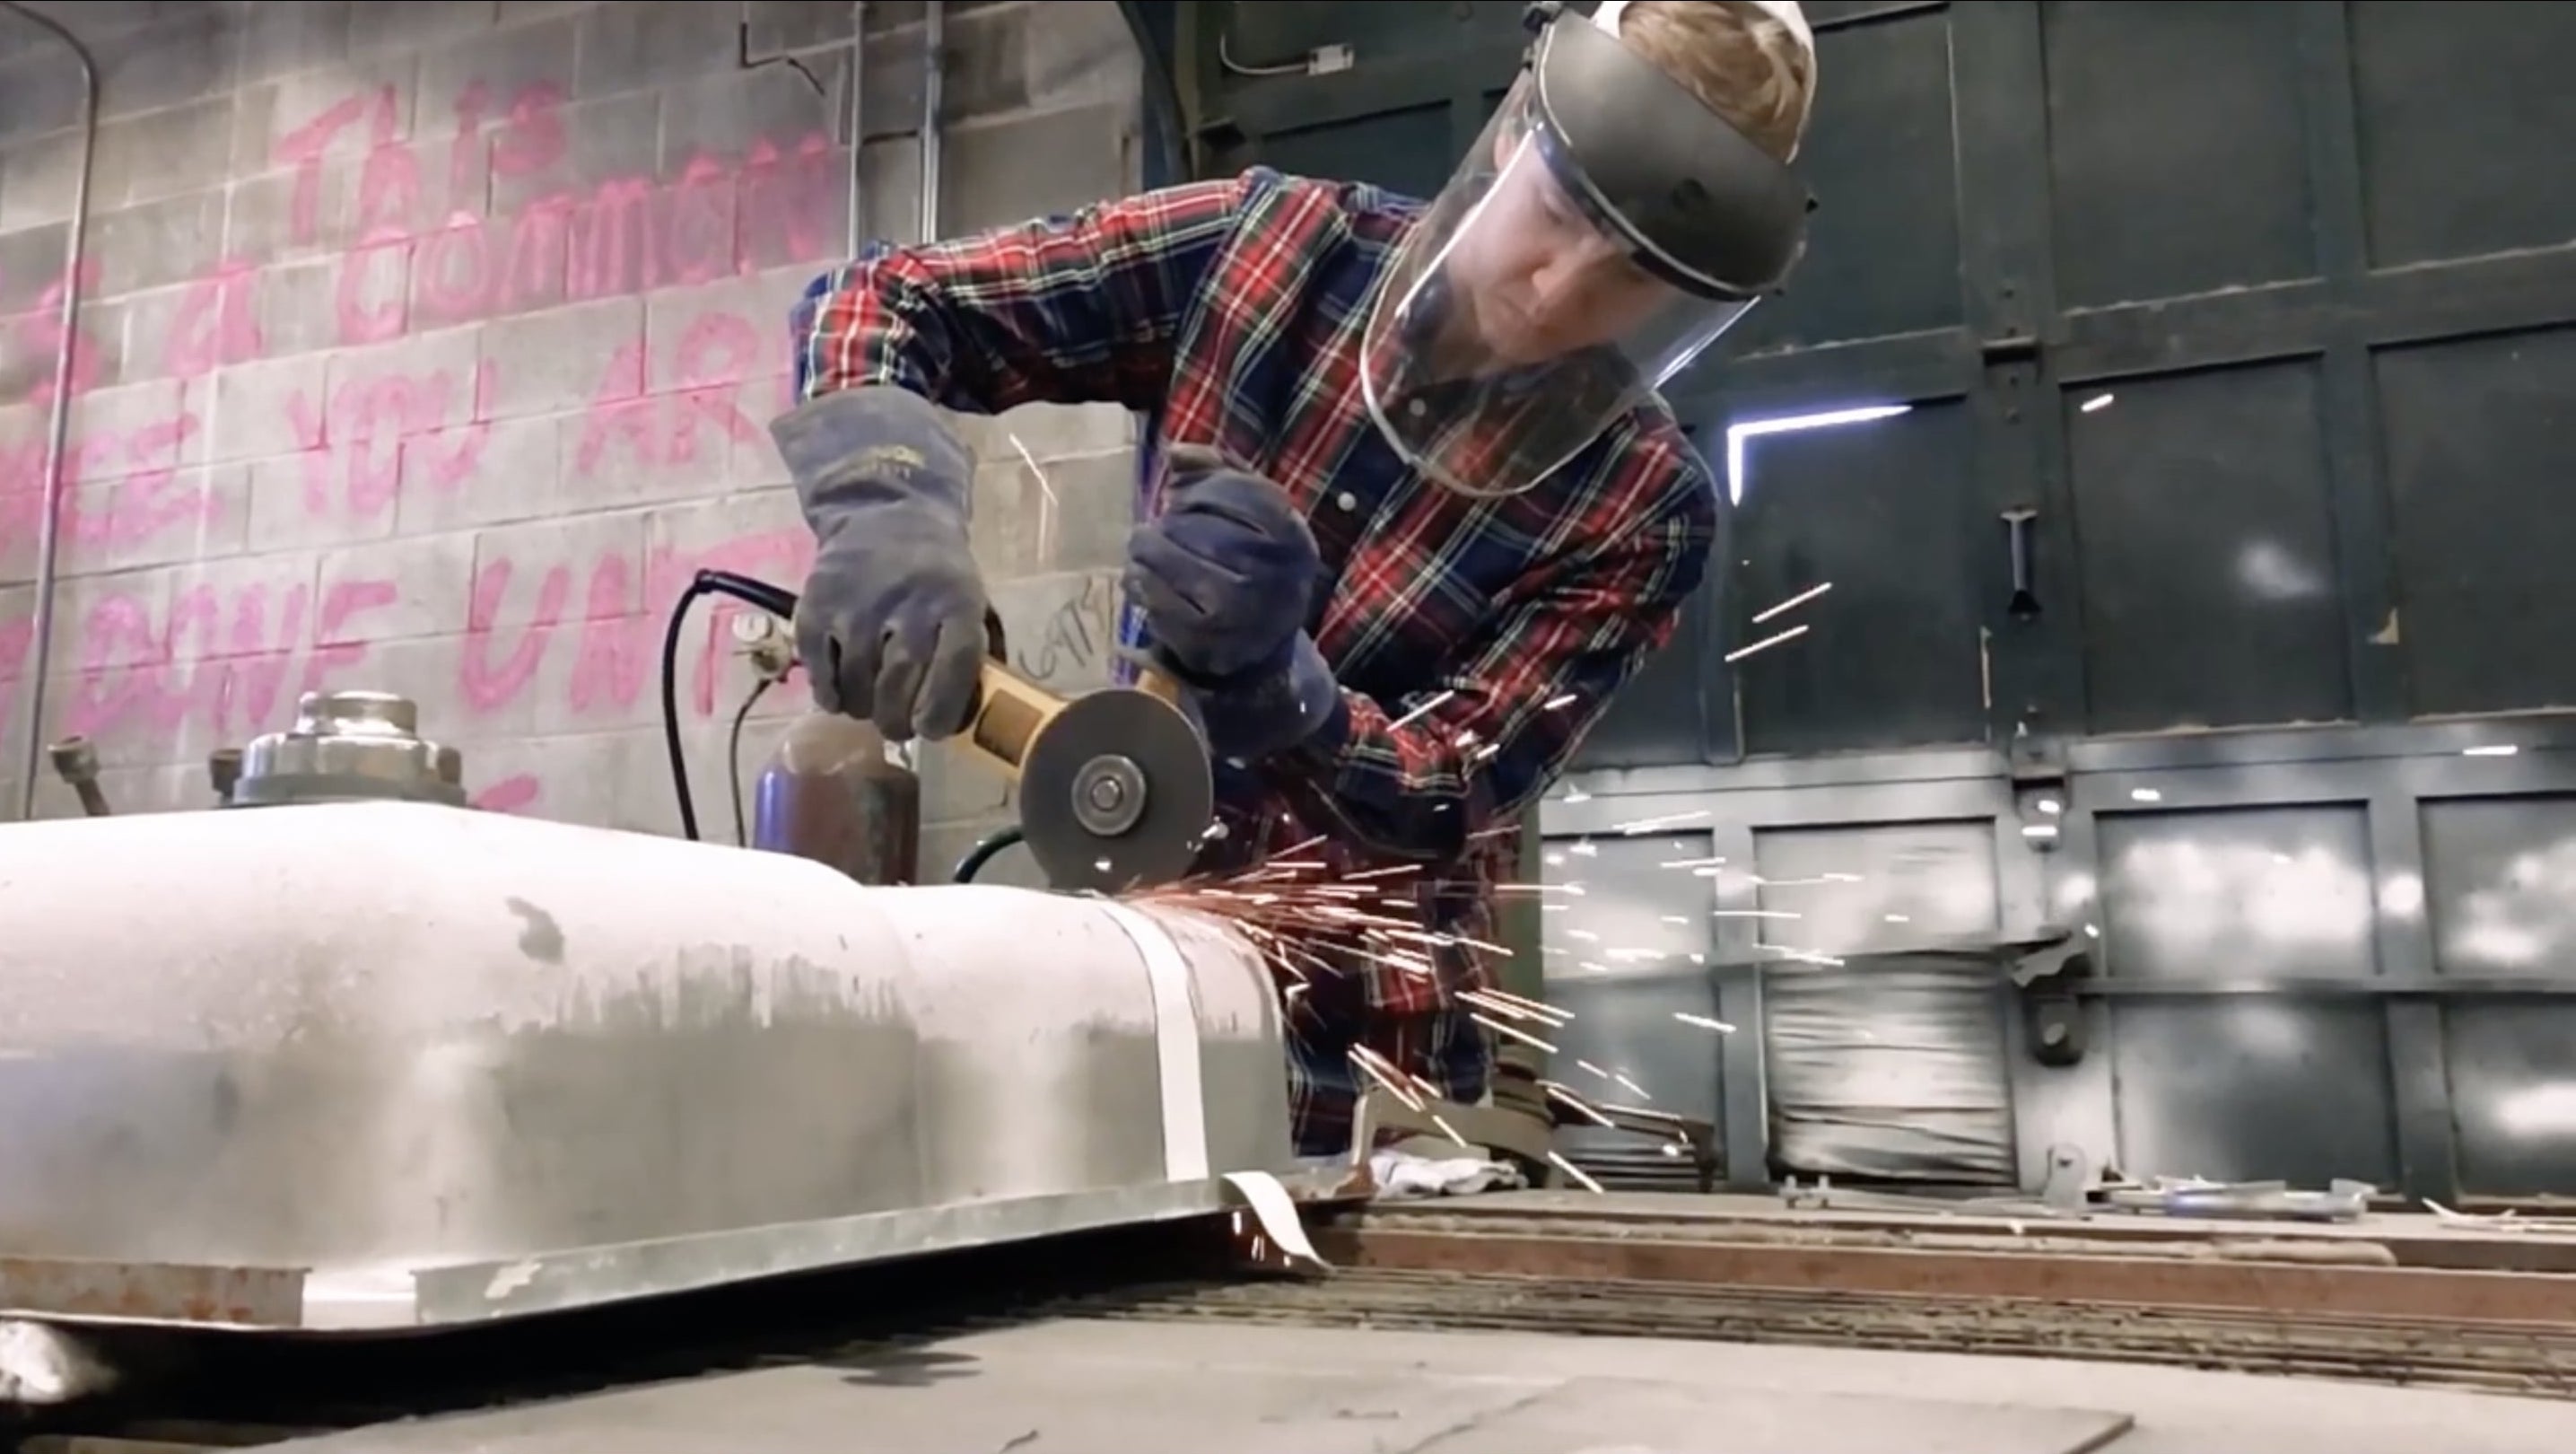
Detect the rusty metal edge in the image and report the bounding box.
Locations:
[1318,1229,2576,1327]
[1356,1194,2576,1275]
[0,1257,307,1329]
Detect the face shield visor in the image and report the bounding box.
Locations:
[1360,1,1816,498]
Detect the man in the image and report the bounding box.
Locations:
[774,1,1821,1156]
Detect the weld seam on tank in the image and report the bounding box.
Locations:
[1096,898,1213,1181]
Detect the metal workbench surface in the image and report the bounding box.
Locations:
[246,1316,2574,1454]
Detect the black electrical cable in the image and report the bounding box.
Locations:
[726,677,773,847]
[952,824,1026,883]
[661,569,801,843]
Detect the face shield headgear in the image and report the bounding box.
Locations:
[1360,1,1817,498]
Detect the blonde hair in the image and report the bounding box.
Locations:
[1620,2,1817,163]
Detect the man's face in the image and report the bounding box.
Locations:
[1442,132,1678,368]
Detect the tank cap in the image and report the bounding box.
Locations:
[229,689,470,809]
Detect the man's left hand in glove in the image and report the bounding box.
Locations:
[1124,451,1346,762]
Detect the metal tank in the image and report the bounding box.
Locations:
[0,800,1301,1332]
[754,711,922,885]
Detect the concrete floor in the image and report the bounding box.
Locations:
[268,1317,2576,1454]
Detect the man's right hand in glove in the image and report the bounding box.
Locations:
[769,388,989,742]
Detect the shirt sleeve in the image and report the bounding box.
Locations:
[1281,442,1722,862]
[791,172,1257,415]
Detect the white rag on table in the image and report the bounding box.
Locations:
[1369,1146,1528,1199]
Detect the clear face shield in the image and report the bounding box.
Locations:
[1360,1,1817,498]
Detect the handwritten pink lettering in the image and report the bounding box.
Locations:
[0,63,850,824]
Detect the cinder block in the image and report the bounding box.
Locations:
[412,206,573,328]
[230,57,422,179]
[64,377,194,485]
[0,51,83,144]
[244,450,398,553]
[206,355,330,465]
[336,630,520,738]
[225,164,351,264]
[92,97,238,211]
[0,463,249,583]
[572,2,744,101]
[641,270,803,391]
[236,0,355,85]
[0,130,77,232]
[246,257,349,360]
[24,558,174,681]
[434,730,574,818]
[0,293,130,399]
[5,0,147,35]
[499,0,594,25]
[354,2,503,57]
[1020,3,1147,117]
[145,550,328,675]
[469,509,650,633]
[735,136,850,274]
[554,383,763,511]
[9,2,153,35]
[92,8,240,121]
[856,21,930,143]
[745,2,851,60]
[315,531,479,644]
[936,4,1032,122]
[0,222,68,316]
[831,134,922,251]
[657,59,843,179]
[989,568,1122,695]
[970,447,1137,577]
[491,90,659,215]
[394,414,560,533]
[466,731,599,825]
[939,98,1137,236]
[88,191,228,299]
[480,296,644,419]
[324,325,481,417]
[657,172,750,295]
[415,13,580,127]
[517,606,646,736]
[729,375,798,487]
[642,488,802,562]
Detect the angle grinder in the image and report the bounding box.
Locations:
[956,646,1214,894]
[658,570,1211,892]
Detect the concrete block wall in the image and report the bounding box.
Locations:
[0,0,1145,879]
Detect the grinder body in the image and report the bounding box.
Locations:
[956,658,1213,893]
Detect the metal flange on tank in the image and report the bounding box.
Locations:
[219,689,468,809]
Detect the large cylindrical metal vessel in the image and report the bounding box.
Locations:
[0,802,1297,1330]
[752,711,921,884]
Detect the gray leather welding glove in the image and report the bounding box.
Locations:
[1126,451,1344,761]
[770,388,990,742]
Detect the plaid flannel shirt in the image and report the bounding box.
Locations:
[793,169,1719,1155]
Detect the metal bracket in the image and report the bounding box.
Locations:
[2011,940,2091,1067]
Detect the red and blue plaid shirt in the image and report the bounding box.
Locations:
[795,169,1719,1153]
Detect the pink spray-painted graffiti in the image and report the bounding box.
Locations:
[0,74,846,813]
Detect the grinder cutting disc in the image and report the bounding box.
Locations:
[1017,688,1214,894]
